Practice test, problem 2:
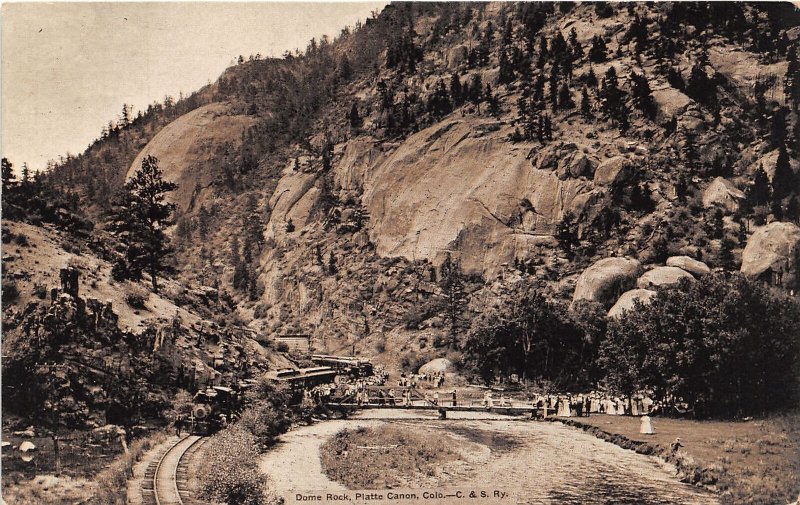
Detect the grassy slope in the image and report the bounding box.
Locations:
[562,413,800,505]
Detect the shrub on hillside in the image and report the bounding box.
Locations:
[2,280,20,307]
[124,285,148,309]
[92,431,166,505]
[198,426,267,505]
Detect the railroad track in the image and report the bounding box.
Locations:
[142,435,207,505]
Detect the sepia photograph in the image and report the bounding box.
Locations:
[1,1,799,504]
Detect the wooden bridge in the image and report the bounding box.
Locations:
[324,385,545,418]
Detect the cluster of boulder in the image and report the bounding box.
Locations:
[572,221,800,319]
[572,255,710,319]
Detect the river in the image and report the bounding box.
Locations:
[259,410,719,505]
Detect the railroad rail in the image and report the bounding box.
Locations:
[143,435,206,505]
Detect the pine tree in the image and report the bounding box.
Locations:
[769,106,788,149]
[686,55,717,108]
[450,73,464,106]
[498,50,515,85]
[600,66,627,127]
[588,35,608,63]
[543,114,553,141]
[675,173,688,202]
[712,208,724,239]
[784,44,800,107]
[20,162,30,185]
[485,84,500,116]
[719,238,736,270]
[748,165,771,207]
[327,251,337,275]
[558,83,575,109]
[468,74,483,104]
[315,245,324,266]
[107,155,177,292]
[556,212,579,258]
[568,27,583,61]
[1,158,16,191]
[439,253,467,345]
[580,87,592,118]
[585,67,598,88]
[772,198,785,221]
[427,79,453,118]
[349,102,362,128]
[630,71,657,120]
[772,144,796,201]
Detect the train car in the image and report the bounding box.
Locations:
[310,355,374,378]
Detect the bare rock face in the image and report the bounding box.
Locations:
[651,86,692,121]
[447,45,468,68]
[593,156,634,186]
[637,266,696,289]
[334,139,386,192]
[702,177,745,213]
[350,119,599,274]
[127,103,256,211]
[741,222,800,282]
[607,288,657,319]
[666,256,711,277]
[572,257,642,308]
[266,166,320,241]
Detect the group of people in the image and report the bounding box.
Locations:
[532,393,656,417]
[397,370,446,388]
[481,390,514,408]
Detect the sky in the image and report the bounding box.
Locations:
[1,1,387,171]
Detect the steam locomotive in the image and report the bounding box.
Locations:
[189,381,254,435]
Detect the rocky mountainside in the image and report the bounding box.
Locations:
[7,1,800,374]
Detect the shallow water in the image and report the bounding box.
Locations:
[259,410,719,505]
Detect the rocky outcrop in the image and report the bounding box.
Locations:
[608,288,657,318]
[702,177,744,213]
[572,257,642,308]
[127,103,256,212]
[530,142,598,180]
[666,256,711,277]
[266,167,320,240]
[741,222,800,282]
[637,266,695,289]
[593,156,634,186]
[748,149,800,182]
[447,45,468,68]
[352,119,600,274]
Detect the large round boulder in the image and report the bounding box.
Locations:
[593,156,634,185]
[702,177,745,213]
[572,257,642,308]
[741,222,800,282]
[608,289,657,319]
[637,266,695,289]
[666,256,711,277]
[418,358,453,375]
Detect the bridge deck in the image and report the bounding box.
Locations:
[333,403,544,415]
